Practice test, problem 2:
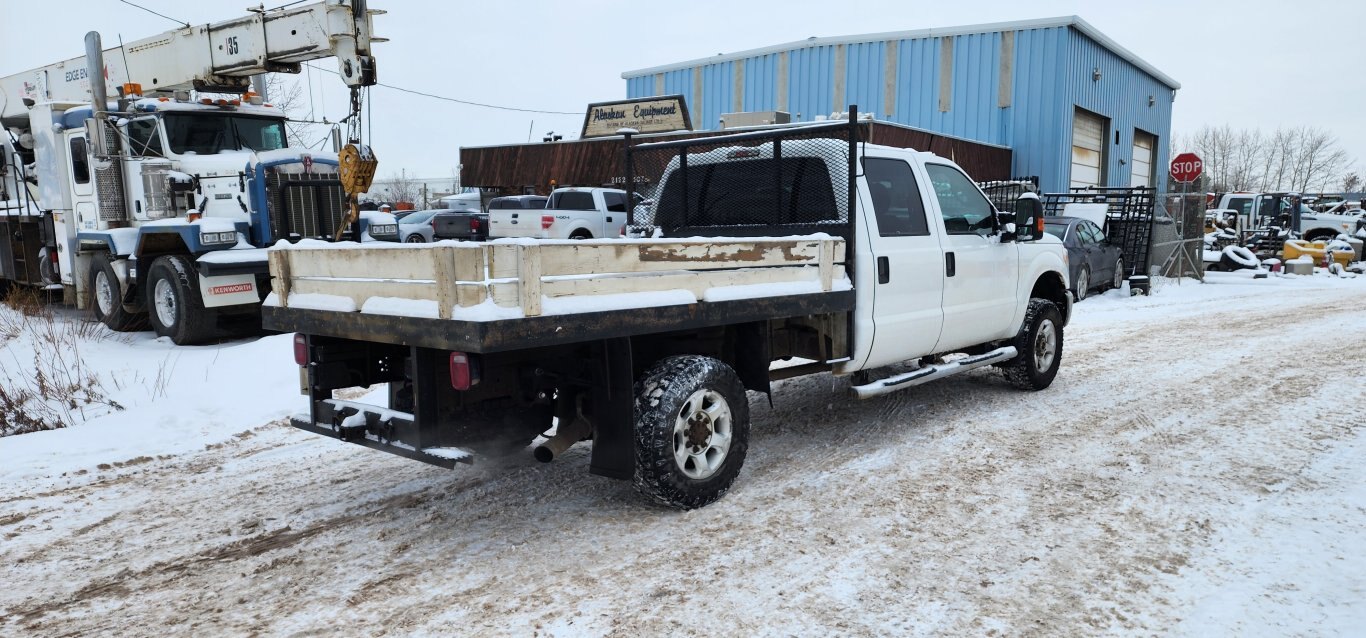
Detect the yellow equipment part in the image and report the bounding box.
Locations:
[334,143,379,242]
[339,143,378,194]
[1282,239,1354,266]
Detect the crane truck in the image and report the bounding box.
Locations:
[0,0,391,344]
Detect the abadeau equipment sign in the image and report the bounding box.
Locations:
[581,95,692,139]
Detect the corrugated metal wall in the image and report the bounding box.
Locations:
[624,24,1175,192]
[1062,29,1175,192]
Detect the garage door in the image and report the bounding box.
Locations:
[1071,108,1107,189]
[1131,130,1156,188]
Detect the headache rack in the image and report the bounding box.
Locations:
[977,176,1040,212]
[1043,186,1156,277]
[623,107,863,244]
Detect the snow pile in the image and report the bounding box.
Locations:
[361,297,440,319]
[0,306,303,481]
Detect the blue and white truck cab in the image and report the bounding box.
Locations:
[0,0,385,344]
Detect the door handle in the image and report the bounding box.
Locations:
[877,256,890,284]
[945,252,956,277]
[606,216,613,223]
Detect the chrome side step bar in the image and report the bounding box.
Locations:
[849,346,1017,400]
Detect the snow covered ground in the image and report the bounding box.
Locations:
[1,270,1363,636]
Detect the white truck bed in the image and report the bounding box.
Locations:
[264,235,849,321]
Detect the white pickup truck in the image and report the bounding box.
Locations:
[263,120,1071,509]
[487,187,631,239]
[1211,192,1360,242]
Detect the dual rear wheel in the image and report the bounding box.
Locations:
[90,253,214,345]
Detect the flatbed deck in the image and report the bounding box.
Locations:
[262,290,855,352]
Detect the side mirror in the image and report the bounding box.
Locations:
[996,211,1017,243]
[1013,193,1045,241]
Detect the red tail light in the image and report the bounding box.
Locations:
[293,333,307,366]
[470,217,482,231]
[541,214,554,230]
[50,249,59,264]
[450,352,480,390]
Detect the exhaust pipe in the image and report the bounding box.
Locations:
[84,31,109,117]
[534,416,592,463]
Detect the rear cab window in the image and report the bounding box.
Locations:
[549,191,596,211]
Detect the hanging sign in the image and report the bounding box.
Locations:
[580,95,692,139]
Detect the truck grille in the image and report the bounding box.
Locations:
[265,171,349,241]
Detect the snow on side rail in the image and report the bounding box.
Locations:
[268,235,849,320]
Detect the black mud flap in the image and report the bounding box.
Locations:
[588,337,635,480]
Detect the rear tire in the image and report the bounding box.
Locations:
[1002,299,1063,391]
[569,230,592,240]
[633,355,750,510]
[90,254,147,332]
[1073,267,1090,301]
[146,255,215,345]
[1110,258,1125,290]
[404,234,425,243]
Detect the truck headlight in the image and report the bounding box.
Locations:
[200,231,237,245]
[368,224,398,237]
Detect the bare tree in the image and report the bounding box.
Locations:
[381,171,419,205]
[263,74,329,150]
[1343,171,1362,194]
[1184,125,1262,192]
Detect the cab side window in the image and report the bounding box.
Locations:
[70,137,90,184]
[603,192,627,213]
[925,164,994,236]
[862,157,929,236]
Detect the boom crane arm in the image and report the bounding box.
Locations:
[0,0,380,120]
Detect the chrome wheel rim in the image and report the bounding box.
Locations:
[95,270,115,316]
[672,389,733,480]
[405,235,424,243]
[153,279,177,328]
[1034,319,1057,372]
[1076,270,1088,300]
[1113,260,1124,288]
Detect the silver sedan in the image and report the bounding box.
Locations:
[397,209,441,243]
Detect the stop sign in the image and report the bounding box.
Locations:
[1170,152,1203,183]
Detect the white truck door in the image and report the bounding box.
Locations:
[488,200,528,239]
[64,131,98,233]
[922,162,1018,352]
[859,156,945,368]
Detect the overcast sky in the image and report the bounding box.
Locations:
[3,0,1362,184]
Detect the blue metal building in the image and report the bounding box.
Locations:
[622,16,1180,193]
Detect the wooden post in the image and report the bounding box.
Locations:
[818,239,835,291]
[519,244,543,316]
[268,249,291,307]
[453,245,487,308]
[432,246,458,319]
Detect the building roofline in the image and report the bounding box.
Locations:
[621,15,1180,91]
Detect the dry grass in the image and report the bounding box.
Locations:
[1,286,127,437]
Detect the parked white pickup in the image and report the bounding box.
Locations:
[488,187,631,240]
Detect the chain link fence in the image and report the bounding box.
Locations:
[1151,192,1206,281]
